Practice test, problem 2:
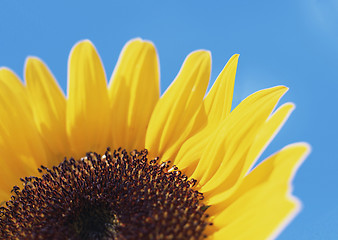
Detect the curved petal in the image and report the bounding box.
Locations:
[204,54,239,125]
[202,102,296,202]
[188,86,287,190]
[208,143,310,240]
[66,40,110,158]
[25,57,69,164]
[0,68,46,201]
[243,102,295,176]
[174,123,211,176]
[108,39,160,151]
[174,54,238,169]
[146,51,211,161]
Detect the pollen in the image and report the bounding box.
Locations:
[0,148,211,239]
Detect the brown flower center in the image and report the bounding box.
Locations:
[0,148,211,239]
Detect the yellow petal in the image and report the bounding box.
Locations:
[25,57,69,165]
[203,103,296,202]
[210,194,298,240]
[67,40,110,158]
[243,102,295,177]
[174,55,238,171]
[108,39,160,150]
[208,143,310,239]
[0,68,46,200]
[146,51,211,160]
[204,54,239,125]
[175,123,212,176]
[191,86,288,190]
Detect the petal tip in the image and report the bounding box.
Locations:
[0,66,11,72]
[0,67,17,78]
[279,102,296,113]
[288,141,311,152]
[126,37,143,44]
[190,49,211,57]
[269,85,289,96]
[77,39,94,46]
[293,142,312,156]
[117,38,156,61]
[24,56,42,69]
[70,39,96,56]
[232,53,240,59]
[188,50,212,67]
[277,85,289,91]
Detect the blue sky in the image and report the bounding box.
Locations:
[0,0,337,238]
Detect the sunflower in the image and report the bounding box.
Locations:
[0,39,309,239]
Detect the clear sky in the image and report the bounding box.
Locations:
[1,0,337,239]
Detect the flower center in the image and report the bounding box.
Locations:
[0,148,211,239]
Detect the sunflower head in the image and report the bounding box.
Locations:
[0,39,310,239]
